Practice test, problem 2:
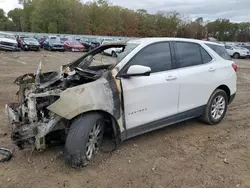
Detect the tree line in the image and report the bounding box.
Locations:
[1,0,250,42]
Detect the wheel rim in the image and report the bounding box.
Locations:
[211,95,226,120]
[86,122,103,160]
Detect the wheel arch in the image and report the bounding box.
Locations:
[216,85,231,102]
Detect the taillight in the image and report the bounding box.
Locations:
[232,63,238,72]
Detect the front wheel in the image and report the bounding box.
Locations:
[201,89,228,125]
[233,53,240,59]
[65,113,104,168]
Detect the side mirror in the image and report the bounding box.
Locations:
[121,65,151,78]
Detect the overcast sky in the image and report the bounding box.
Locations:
[1,0,250,22]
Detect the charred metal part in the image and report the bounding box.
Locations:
[35,137,45,151]
[28,89,62,98]
[104,72,121,119]
[36,115,62,138]
[27,97,37,123]
[35,61,42,86]
[5,103,19,122]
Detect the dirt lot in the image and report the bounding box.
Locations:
[0,51,250,188]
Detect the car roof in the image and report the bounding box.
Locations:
[128,37,223,46]
[0,32,15,36]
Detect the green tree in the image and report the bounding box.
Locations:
[8,8,23,31]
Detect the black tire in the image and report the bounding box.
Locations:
[201,89,228,125]
[111,51,117,57]
[65,113,105,168]
[48,46,52,51]
[233,53,240,59]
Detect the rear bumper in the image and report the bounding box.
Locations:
[229,93,236,104]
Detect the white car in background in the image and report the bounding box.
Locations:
[103,41,123,57]
[225,45,250,59]
[0,32,19,51]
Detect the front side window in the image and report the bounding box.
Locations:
[175,42,203,68]
[206,43,231,60]
[123,42,172,73]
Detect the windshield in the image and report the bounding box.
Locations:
[49,39,61,43]
[60,38,68,42]
[117,43,139,63]
[24,38,38,43]
[70,41,80,45]
[89,38,100,43]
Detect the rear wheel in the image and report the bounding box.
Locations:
[65,113,104,168]
[201,89,228,125]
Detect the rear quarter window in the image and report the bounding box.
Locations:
[205,43,231,60]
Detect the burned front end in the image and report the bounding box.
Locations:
[6,64,106,150]
[5,43,126,151]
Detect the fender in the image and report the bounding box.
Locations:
[47,71,122,122]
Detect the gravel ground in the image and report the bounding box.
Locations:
[0,51,249,188]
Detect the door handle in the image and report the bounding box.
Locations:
[208,67,216,72]
[166,76,177,81]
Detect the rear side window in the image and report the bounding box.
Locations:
[200,47,213,63]
[123,42,172,73]
[176,42,211,68]
[206,43,231,60]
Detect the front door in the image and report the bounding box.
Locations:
[119,42,179,132]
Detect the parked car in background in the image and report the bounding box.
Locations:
[20,37,40,51]
[225,45,250,59]
[60,36,72,43]
[101,37,114,44]
[17,35,29,48]
[64,40,85,52]
[241,45,250,55]
[74,37,81,42]
[80,37,101,51]
[38,37,47,48]
[0,32,19,51]
[103,41,123,57]
[43,38,65,51]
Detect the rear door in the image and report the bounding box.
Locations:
[174,42,218,113]
[120,42,179,131]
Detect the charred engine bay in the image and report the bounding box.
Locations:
[11,64,111,147]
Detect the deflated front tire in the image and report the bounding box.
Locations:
[65,113,104,168]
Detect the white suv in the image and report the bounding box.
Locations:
[225,44,250,59]
[6,38,237,168]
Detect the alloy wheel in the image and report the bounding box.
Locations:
[85,122,103,160]
[211,95,226,120]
